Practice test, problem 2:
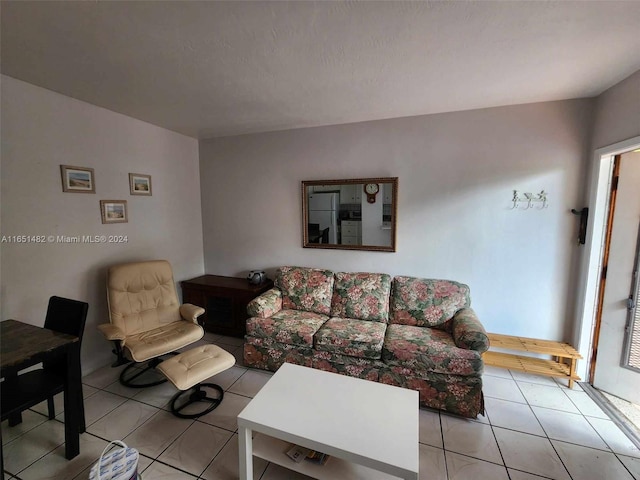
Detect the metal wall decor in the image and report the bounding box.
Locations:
[511,190,548,210]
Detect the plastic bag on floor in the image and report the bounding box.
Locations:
[89,440,140,480]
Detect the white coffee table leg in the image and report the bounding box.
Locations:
[238,426,253,480]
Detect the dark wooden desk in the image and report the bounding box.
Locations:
[182,275,274,337]
[0,320,83,472]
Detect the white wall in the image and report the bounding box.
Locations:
[0,76,205,374]
[200,99,594,341]
[591,70,640,150]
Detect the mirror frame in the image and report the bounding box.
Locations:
[302,177,398,252]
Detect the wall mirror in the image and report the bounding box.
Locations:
[302,177,398,252]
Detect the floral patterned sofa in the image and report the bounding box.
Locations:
[243,266,489,418]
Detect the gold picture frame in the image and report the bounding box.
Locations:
[60,165,95,193]
[100,200,128,224]
[302,177,398,252]
[129,173,152,196]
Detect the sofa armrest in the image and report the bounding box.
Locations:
[97,323,126,342]
[180,303,205,324]
[247,288,283,318]
[451,308,490,353]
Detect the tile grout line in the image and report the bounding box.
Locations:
[3,414,70,477]
[526,401,615,453]
[195,432,237,480]
[524,400,574,480]
[86,413,201,478]
[440,447,510,468]
[510,373,575,480]
[17,362,627,480]
[151,416,198,473]
[507,466,556,480]
[9,438,64,478]
[83,362,255,477]
[438,411,451,480]
[4,354,244,480]
[3,410,50,446]
[486,412,512,479]
[613,452,640,480]
[560,381,640,470]
[145,457,199,479]
[560,382,626,459]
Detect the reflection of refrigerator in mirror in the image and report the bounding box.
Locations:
[308,192,339,244]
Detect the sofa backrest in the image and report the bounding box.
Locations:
[390,276,470,327]
[275,266,334,315]
[330,272,392,322]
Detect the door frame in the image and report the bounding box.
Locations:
[575,136,640,382]
[587,155,621,384]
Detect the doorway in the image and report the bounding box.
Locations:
[591,151,640,403]
[578,138,640,442]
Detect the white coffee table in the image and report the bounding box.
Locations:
[237,363,419,480]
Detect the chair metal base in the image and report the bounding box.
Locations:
[119,357,168,388]
[169,383,224,419]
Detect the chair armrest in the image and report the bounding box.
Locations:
[180,303,205,323]
[451,308,490,353]
[247,288,282,318]
[97,323,126,341]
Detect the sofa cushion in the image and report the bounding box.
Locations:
[390,276,470,327]
[243,337,313,371]
[311,349,386,369]
[314,318,387,360]
[275,266,334,315]
[330,272,392,322]
[379,367,484,418]
[382,324,483,376]
[246,309,329,346]
[312,353,381,382]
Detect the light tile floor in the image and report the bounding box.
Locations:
[2,336,640,480]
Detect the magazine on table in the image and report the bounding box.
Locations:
[286,444,330,465]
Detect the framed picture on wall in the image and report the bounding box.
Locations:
[60,165,95,193]
[100,200,128,224]
[129,173,152,196]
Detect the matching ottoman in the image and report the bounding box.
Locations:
[157,344,235,419]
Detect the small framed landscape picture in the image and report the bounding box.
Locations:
[129,173,152,196]
[60,165,95,193]
[100,200,128,224]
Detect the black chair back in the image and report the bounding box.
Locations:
[45,296,88,340]
[320,227,330,243]
[43,296,88,373]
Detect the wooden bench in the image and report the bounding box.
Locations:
[482,333,583,388]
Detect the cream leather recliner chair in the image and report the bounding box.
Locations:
[98,260,205,387]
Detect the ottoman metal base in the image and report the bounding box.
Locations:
[158,344,236,419]
[119,355,176,388]
[170,383,224,419]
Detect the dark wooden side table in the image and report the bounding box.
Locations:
[181,275,274,337]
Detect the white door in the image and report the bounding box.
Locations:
[593,151,640,404]
[308,193,338,211]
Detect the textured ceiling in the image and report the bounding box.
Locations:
[2,1,640,139]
